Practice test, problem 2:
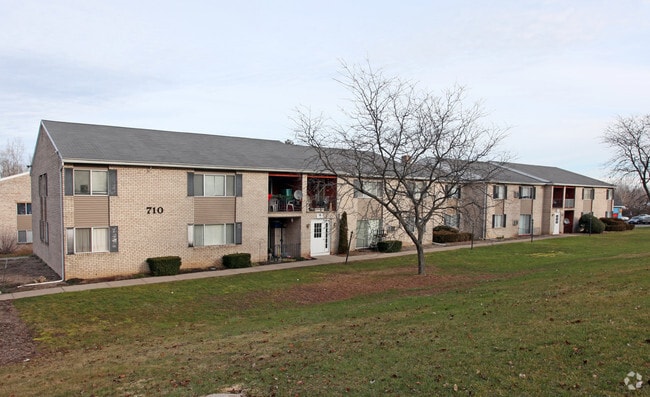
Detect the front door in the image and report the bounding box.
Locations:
[552,211,561,235]
[310,219,330,256]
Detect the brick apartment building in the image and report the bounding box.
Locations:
[0,172,32,247]
[30,120,614,280]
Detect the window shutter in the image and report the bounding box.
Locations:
[235,222,242,244]
[235,174,243,197]
[66,228,74,254]
[353,180,361,198]
[503,214,507,227]
[503,187,507,199]
[532,187,536,199]
[492,185,498,198]
[492,214,496,228]
[108,170,118,196]
[64,168,74,196]
[194,174,204,196]
[518,186,523,199]
[109,226,119,252]
[187,172,194,196]
[457,186,461,199]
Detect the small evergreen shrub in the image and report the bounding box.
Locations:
[599,217,630,232]
[377,240,402,253]
[223,253,252,268]
[432,225,458,233]
[146,256,182,276]
[432,230,473,243]
[578,214,606,234]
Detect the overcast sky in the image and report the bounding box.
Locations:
[1,1,648,180]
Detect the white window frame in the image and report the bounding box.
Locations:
[519,186,535,199]
[493,185,506,200]
[74,170,108,195]
[355,181,382,199]
[73,227,109,253]
[606,189,614,200]
[355,219,380,248]
[17,230,33,244]
[190,224,236,246]
[443,213,460,228]
[583,188,595,200]
[202,174,236,197]
[519,214,532,235]
[17,203,32,215]
[492,214,506,229]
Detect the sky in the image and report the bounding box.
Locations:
[1,0,648,181]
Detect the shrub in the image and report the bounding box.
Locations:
[146,256,182,276]
[432,225,458,233]
[599,217,630,232]
[432,230,473,243]
[0,227,18,255]
[337,211,349,254]
[377,240,402,253]
[223,253,252,268]
[578,214,606,234]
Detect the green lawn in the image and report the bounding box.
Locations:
[2,230,649,396]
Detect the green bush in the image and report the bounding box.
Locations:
[432,230,473,243]
[432,225,458,233]
[146,256,182,276]
[377,240,402,253]
[578,214,606,234]
[600,217,631,232]
[223,253,252,268]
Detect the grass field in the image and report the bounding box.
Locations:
[1,230,649,396]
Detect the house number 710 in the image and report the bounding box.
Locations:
[146,206,164,214]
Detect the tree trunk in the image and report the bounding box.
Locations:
[416,243,426,275]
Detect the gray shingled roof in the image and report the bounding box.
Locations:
[41,120,612,187]
[42,120,318,172]
[499,162,612,187]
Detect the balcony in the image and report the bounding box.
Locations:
[307,176,337,212]
[269,174,302,213]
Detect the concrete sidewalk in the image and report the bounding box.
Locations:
[0,235,568,301]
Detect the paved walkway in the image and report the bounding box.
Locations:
[0,235,570,301]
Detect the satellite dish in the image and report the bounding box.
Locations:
[294,190,303,200]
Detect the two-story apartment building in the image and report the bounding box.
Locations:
[0,172,32,248]
[30,120,614,280]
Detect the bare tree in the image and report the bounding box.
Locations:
[294,63,507,275]
[614,182,648,216]
[603,115,650,203]
[0,138,28,178]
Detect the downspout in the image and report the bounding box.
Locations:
[482,182,488,240]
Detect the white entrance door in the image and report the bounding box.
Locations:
[310,219,330,256]
[552,212,561,235]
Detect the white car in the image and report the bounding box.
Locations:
[628,214,650,224]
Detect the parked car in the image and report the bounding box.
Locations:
[628,214,650,224]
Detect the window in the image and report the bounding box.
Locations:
[189,173,240,197]
[492,214,507,228]
[446,185,461,199]
[606,189,614,200]
[38,173,48,244]
[493,185,507,199]
[354,180,382,198]
[189,223,241,246]
[408,181,427,200]
[356,219,380,248]
[443,213,460,228]
[519,214,532,235]
[17,203,32,215]
[518,186,536,199]
[582,188,595,200]
[74,227,109,253]
[17,230,33,244]
[204,175,236,196]
[74,170,108,195]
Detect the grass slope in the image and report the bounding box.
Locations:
[1,230,649,396]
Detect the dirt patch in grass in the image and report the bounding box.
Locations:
[273,266,498,305]
[0,301,37,366]
[0,255,61,292]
